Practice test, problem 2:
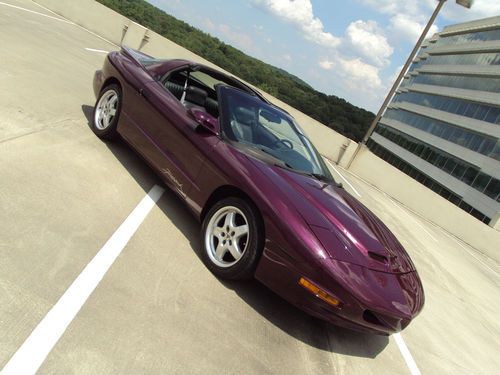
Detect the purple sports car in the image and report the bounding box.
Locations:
[92,47,424,335]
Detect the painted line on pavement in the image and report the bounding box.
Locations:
[31,0,119,47]
[1,185,165,375]
[325,160,361,197]
[387,197,438,242]
[3,1,116,49]
[441,231,499,277]
[394,333,421,375]
[85,47,110,54]
[0,1,74,24]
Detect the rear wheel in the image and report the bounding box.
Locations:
[92,83,121,140]
[201,197,263,280]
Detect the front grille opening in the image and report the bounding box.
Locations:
[363,310,384,326]
[368,251,388,264]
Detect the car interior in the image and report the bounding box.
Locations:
[162,68,228,119]
[161,67,323,175]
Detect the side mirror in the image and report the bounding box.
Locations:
[188,108,220,136]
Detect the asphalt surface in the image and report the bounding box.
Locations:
[1,1,499,374]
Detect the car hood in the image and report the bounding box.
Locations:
[250,158,416,274]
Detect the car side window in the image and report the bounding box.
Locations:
[163,69,219,118]
[163,70,186,100]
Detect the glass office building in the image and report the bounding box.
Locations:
[367,16,500,225]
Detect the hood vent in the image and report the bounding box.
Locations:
[368,251,388,264]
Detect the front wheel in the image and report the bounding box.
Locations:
[92,83,122,140]
[201,197,263,280]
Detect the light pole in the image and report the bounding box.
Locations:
[346,0,473,168]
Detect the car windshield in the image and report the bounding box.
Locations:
[219,87,333,181]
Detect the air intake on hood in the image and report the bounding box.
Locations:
[368,251,388,264]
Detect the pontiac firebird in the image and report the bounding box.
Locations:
[92,47,424,335]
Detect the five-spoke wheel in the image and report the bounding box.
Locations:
[205,206,250,268]
[92,83,121,140]
[202,197,263,279]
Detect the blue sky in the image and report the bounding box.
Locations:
[147,0,498,112]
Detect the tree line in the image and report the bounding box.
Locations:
[97,0,375,141]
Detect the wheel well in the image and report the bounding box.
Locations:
[102,77,121,92]
[201,186,263,228]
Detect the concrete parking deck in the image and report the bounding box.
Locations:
[1,1,499,374]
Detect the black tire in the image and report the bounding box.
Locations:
[91,83,122,140]
[201,197,264,280]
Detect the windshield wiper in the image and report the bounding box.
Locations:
[308,172,330,182]
[272,162,331,183]
[247,145,335,185]
[257,147,293,167]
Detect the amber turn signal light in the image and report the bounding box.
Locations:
[299,277,341,307]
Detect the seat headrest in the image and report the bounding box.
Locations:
[185,86,207,106]
[234,106,254,125]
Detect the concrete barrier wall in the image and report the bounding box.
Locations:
[350,146,500,263]
[35,0,499,260]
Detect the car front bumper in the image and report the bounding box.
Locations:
[255,242,424,335]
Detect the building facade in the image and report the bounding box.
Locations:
[367,16,500,225]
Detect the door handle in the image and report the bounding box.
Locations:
[139,88,150,101]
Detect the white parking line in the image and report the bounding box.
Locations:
[394,333,421,375]
[29,0,118,48]
[1,185,165,375]
[85,47,109,54]
[387,197,438,242]
[441,231,499,278]
[0,1,74,24]
[325,160,362,197]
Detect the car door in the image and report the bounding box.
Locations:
[125,74,225,204]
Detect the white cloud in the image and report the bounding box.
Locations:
[203,17,215,31]
[356,0,434,19]
[389,14,439,42]
[251,0,341,48]
[346,20,393,67]
[318,57,384,93]
[388,64,404,88]
[338,58,384,91]
[356,0,439,42]
[357,0,500,42]
[206,22,255,51]
[440,0,500,22]
[318,59,334,70]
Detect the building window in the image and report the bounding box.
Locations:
[373,124,500,200]
[471,172,491,193]
[484,179,500,201]
[435,29,500,47]
[424,52,500,66]
[408,73,500,93]
[366,139,491,224]
[383,109,500,160]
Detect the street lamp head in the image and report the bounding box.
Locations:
[455,0,474,8]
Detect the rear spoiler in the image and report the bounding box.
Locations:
[120,45,156,66]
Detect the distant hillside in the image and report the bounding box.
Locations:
[274,67,313,90]
[97,0,375,141]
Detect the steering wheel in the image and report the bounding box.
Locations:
[272,139,294,150]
